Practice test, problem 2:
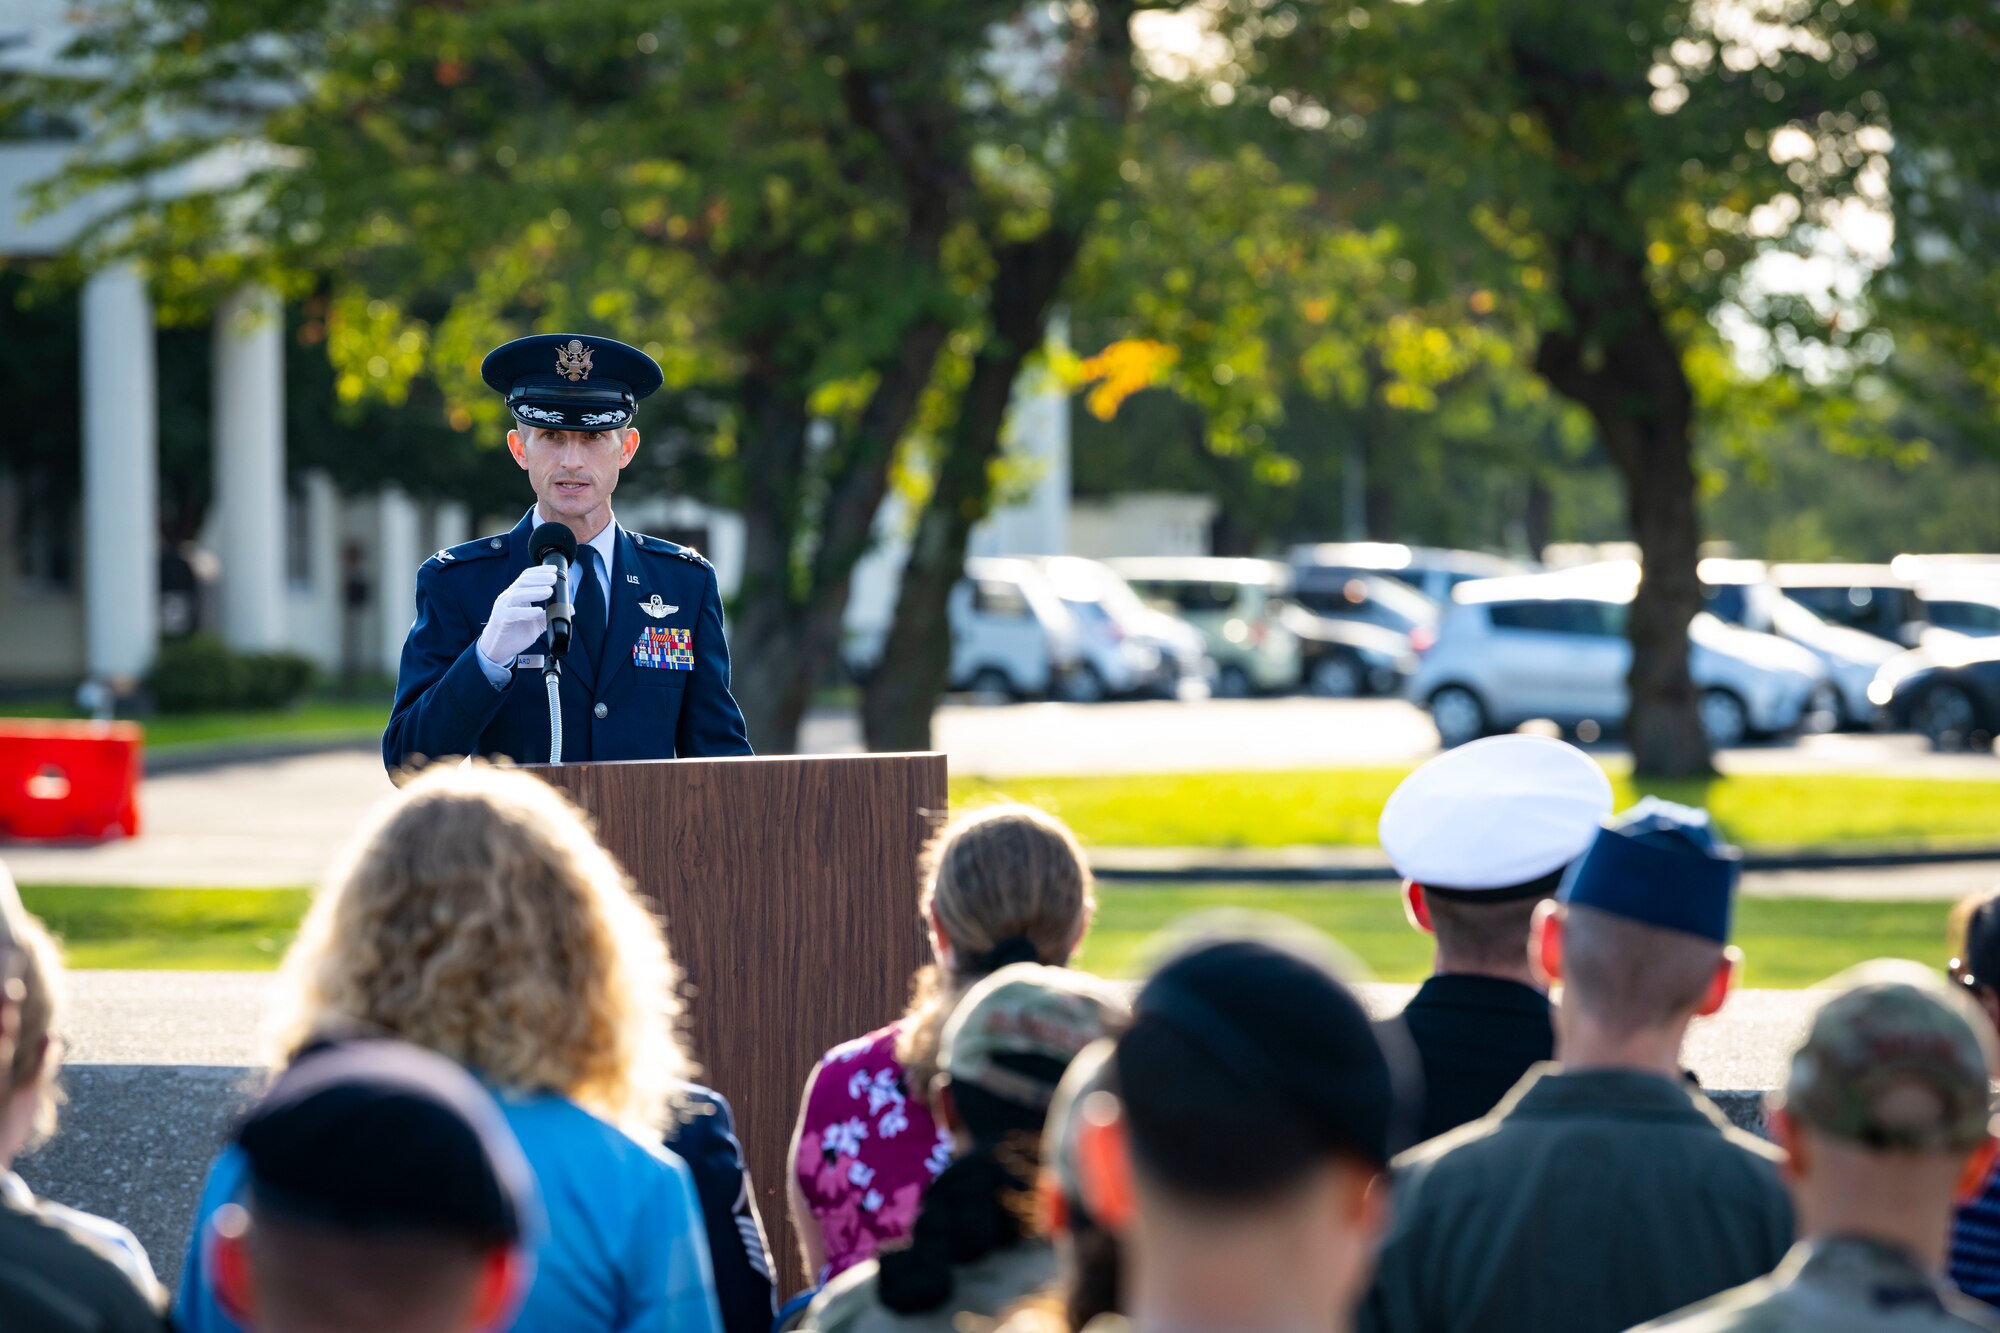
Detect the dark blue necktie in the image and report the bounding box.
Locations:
[573,548,607,666]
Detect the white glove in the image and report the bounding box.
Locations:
[478,564,559,674]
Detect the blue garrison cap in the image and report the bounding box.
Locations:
[1558,797,1742,943]
[481,333,663,432]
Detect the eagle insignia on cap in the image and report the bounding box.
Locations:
[554,339,593,382]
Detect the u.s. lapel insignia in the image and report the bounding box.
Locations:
[554,339,593,382]
[640,594,678,619]
[625,573,639,585]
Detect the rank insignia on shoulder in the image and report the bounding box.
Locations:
[640,595,678,619]
[634,626,695,670]
[432,548,455,563]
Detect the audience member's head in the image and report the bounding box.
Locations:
[1947,886,2000,1033]
[0,903,65,1165]
[877,963,1123,1316]
[0,863,28,1075]
[265,762,693,1134]
[1033,1040,1124,1333]
[1381,736,1611,980]
[209,1039,540,1333]
[1768,961,1998,1273]
[900,804,1096,1099]
[1076,925,1417,1332]
[1537,799,1741,1067]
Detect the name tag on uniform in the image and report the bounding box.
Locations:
[634,626,694,670]
[513,654,546,669]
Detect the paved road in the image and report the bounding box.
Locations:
[4,696,1995,888]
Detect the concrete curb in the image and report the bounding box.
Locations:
[1090,844,2000,884]
[145,735,378,776]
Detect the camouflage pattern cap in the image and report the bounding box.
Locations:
[1778,960,1998,1153]
[940,963,1126,1110]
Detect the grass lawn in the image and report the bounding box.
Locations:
[1076,886,1949,988]
[19,886,312,971]
[3,696,391,753]
[950,768,2000,853]
[14,883,1947,988]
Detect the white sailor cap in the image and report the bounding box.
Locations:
[1378,735,1613,896]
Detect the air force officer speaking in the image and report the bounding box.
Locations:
[383,334,752,772]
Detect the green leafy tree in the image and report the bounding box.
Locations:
[1196,0,2000,775]
[22,0,1177,751]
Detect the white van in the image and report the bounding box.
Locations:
[946,558,1130,701]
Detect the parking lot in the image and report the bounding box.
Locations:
[866,694,2000,778]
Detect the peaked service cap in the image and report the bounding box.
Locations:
[481,333,663,433]
[1378,735,1613,895]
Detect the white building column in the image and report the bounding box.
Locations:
[211,284,288,650]
[375,488,421,676]
[285,471,342,671]
[432,500,471,553]
[80,265,159,687]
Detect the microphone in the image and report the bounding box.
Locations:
[529,522,577,661]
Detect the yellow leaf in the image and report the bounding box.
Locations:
[1074,339,1180,420]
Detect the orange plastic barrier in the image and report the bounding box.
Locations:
[0,720,143,842]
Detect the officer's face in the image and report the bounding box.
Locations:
[509,426,640,531]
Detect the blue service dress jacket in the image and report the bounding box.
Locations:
[383,510,753,771]
[665,1086,777,1333]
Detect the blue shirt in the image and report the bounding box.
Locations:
[1952,1167,2000,1309]
[176,1090,725,1333]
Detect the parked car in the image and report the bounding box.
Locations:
[1290,542,1531,603]
[1107,557,1300,697]
[1289,566,1440,636]
[1279,605,1419,698]
[1768,563,1936,648]
[1918,582,2000,638]
[1870,638,2000,751]
[1409,566,1828,749]
[1700,558,1900,729]
[943,558,1109,701]
[1036,556,1212,698]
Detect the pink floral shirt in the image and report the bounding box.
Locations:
[794,1023,955,1282]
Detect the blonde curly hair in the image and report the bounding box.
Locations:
[263,762,693,1135]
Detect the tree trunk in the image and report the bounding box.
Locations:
[1535,229,1713,779]
[1524,474,1553,559]
[726,373,815,754]
[860,229,1084,751]
[725,309,953,753]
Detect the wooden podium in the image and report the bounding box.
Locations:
[535,753,946,1289]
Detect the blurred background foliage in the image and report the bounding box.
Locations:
[6,0,2000,766]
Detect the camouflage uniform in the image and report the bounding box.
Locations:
[1630,1238,2000,1332]
[1637,963,2000,1333]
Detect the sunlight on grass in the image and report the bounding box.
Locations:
[1074,886,1950,987]
[951,768,2000,852]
